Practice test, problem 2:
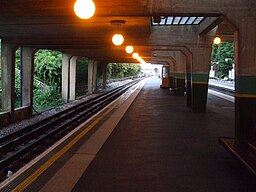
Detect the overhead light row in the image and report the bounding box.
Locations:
[74,1,148,64]
[73,2,126,46]
[74,0,96,19]
[125,46,147,64]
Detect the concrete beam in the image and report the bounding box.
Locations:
[199,17,221,35]
[149,25,198,47]
[0,0,254,17]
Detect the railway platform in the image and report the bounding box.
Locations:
[1,77,255,192]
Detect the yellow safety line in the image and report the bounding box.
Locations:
[192,82,208,85]
[12,98,122,192]
[175,77,185,80]
[235,93,256,98]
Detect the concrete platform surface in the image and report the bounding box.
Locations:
[70,77,255,192]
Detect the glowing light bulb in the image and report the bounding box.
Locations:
[132,52,139,59]
[125,46,134,54]
[213,36,221,44]
[74,0,96,19]
[112,34,124,46]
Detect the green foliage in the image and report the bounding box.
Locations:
[76,57,89,82]
[14,68,21,108]
[212,42,234,78]
[34,50,62,87]
[76,57,89,96]
[15,48,21,69]
[0,46,142,112]
[1,49,22,108]
[107,63,141,79]
[33,85,63,111]
[211,44,218,62]
[33,50,63,110]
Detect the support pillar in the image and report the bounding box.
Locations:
[1,40,15,116]
[174,52,186,96]
[169,59,175,90]
[88,60,94,94]
[233,16,256,147]
[186,53,192,107]
[190,37,212,112]
[62,53,72,103]
[175,73,185,96]
[92,61,98,93]
[169,73,174,90]
[69,56,78,101]
[21,47,35,115]
[218,15,256,173]
[102,62,107,89]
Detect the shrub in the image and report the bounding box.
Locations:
[33,85,63,111]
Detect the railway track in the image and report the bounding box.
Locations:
[208,84,234,96]
[0,79,141,181]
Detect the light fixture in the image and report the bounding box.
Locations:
[213,36,221,44]
[125,46,134,54]
[137,57,143,63]
[137,57,147,64]
[132,52,139,59]
[74,0,96,19]
[112,34,124,46]
[111,20,126,46]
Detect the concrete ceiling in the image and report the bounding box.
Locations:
[0,0,237,63]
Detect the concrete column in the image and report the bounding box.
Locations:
[62,53,72,103]
[102,62,107,89]
[186,53,192,107]
[190,37,212,112]
[1,40,15,114]
[21,47,35,115]
[169,61,175,90]
[88,60,94,94]
[69,56,78,101]
[92,61,98,93]
[174,52,186,96]
[232,16,256,146]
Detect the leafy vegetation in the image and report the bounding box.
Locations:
[76,57,89,96]
[0,47,63,111]
[33,50,63,111]
[33,84,63,110]
[34,50,62,88]
[107,63,141,79]
[211,42,234,78]
[0,46,142,112]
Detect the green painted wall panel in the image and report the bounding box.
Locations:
[236,76,256,95]
[192,73,209,83]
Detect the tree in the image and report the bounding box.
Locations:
[107,63,141,79]
[34,50,62,87]
[33,49,63,110]
[216,42,234,78]
[211,42,234,78]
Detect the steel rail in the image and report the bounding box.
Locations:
[0,79,140,171]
